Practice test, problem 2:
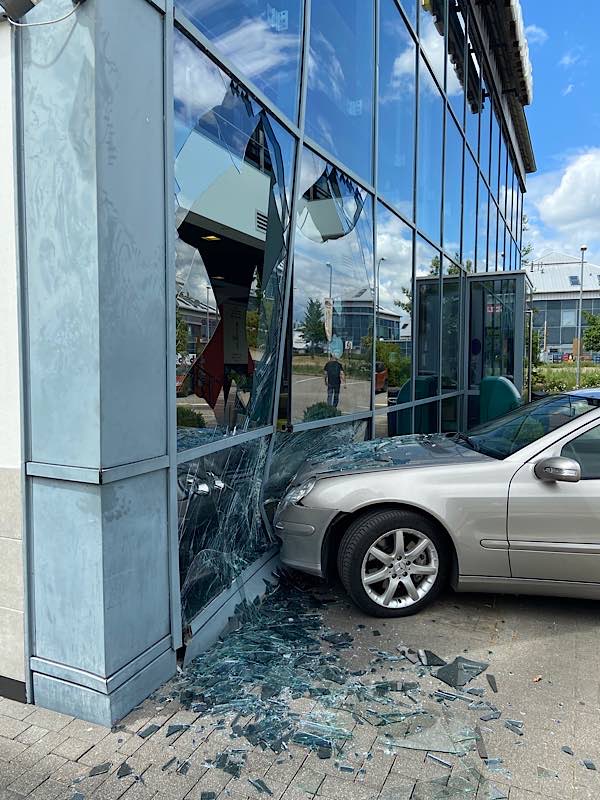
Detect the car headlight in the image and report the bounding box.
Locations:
[283,478,317,506]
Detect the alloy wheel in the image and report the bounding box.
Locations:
[360,528,439,609]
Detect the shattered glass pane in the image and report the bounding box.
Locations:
[263,423,367,514]
[435,657,489,689]
[174,31,295,449]
[178,438,274,623]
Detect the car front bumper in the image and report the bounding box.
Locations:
[273,500,338,578]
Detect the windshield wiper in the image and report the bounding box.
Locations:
[452,432,479,452]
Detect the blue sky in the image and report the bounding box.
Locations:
[521,0,600,265]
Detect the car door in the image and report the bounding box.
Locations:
[507,418,600,582]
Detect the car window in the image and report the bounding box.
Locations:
[464,394,598,460]
[561,426,600,480]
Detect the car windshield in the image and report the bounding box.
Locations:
[462,393,599,460]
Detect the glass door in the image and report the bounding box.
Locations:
[465,272,528,428]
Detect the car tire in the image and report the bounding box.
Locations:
[337,509,449,617]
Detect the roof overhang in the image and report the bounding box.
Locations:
[479,0,536,175]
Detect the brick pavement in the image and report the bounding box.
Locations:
[1,589,599,800]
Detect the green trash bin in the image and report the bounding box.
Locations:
[479,376,521,425]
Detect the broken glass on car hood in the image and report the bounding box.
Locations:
[292,434,490,484]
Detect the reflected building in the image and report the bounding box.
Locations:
[1,0,535,723]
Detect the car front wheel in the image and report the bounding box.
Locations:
[337,509,449,617]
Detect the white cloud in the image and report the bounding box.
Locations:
[524,149,600,264]
[562,83,575,96]
[559,51,580,68]
[525,24,548,45]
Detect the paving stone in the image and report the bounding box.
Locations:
[79,732,134,767]
[0,699,35,722]
[379,774,415,800]
[52,736,94,761]
[28,777,72,800]
[24,709,75,732]
[51,759,90,785]
[16,724,51,745]
[118,778,157,800]
[135,762,200,800]
[61,718,111,744]
[0,759,29,791]
[7,767,53,796]
[0,714,33,740]
[0,735,28,761]
[10,733,69,770]
[317,775,379,800]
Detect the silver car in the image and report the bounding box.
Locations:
[274,390,600,617]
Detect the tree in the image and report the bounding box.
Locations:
[521,214,533,268]
[246,310,260,349]
[299,298,326,353]
[176,308,189,355]
[583,312,600,353]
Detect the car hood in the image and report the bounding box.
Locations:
[294,434,490,483]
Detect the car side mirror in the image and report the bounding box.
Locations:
[534,456,581,483]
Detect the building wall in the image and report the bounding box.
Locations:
[7,0,533,722]
[0,22,26,700]
[532,296,600,355]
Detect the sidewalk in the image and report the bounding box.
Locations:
[1,586,598,800]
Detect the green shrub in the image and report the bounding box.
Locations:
[302,402,342,422]
[177,405,206,428]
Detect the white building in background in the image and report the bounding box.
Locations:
[529,251,600,358]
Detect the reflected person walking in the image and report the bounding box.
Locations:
[324,356,345,408]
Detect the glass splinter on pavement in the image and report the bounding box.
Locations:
[537,766,559,779]
[141,578,529,794]
[435,657,489,689]
[486,674,498,693]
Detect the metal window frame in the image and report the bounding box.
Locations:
[167,0,528,585]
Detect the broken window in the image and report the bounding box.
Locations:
[174,30,295,450]
[178,437,273,624]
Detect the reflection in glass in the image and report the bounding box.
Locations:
[178,437,272,623]
[441,395,460,433]
[291,148,374,423]
[479,79,491,179]
[441,259,462,393]
[380,405,413,438]
[306,0,374,181]
[415,238,441,398]
[415,401,439,434]
[499,136,507,220]
[465,29,480,157]
[462,153,477,270]
[469,278,516,388]
[378,0,416,219]
[447,0,467,126]
[476,177,488,271]
[376,205,413,415]
[419,0,445,87]
[174,32,294,450]
[488,203,498,271]
[175,0,303,121]
[444,115,463,259]
[416,56,443,244]
[490,108,500,200]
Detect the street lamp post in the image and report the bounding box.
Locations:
[326,262,333,356]
[576,246,587,388]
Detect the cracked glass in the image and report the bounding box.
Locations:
[290,147,374,423]
[174,31,295,451]
[178,437,273,624]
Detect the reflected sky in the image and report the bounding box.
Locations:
[175,0,303,121]
[416,56,443,245]
[305,0,374,182]
[378,0,415,220]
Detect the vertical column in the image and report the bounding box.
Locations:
[20,0,176,725]
[0,21,26,703]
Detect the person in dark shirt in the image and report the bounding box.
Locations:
[323,356,345,407]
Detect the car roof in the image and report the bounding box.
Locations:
[566,388,600,399]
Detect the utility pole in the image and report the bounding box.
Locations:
[576,245,587,388]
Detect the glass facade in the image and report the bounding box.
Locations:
[173,0,527,621]
[532,298,600,356]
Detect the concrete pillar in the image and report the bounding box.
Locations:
[19,0,177,725]
[0,21,26,704]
